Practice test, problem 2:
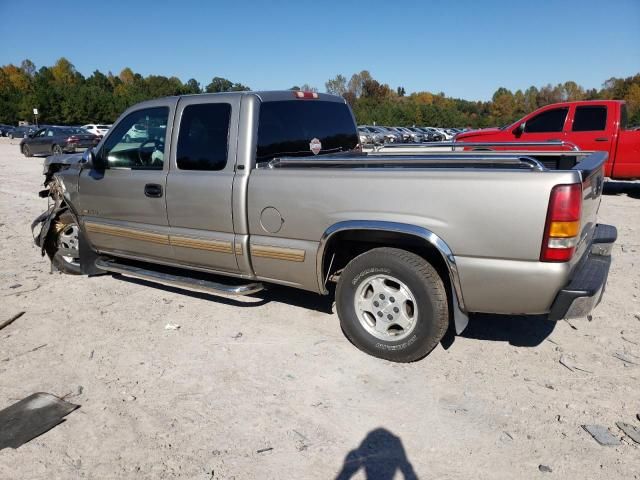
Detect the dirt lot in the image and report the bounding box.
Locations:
[0,137,639,479]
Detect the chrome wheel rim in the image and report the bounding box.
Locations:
[57,223,80,266]
[53,146,62,154]
[353,274,418,341]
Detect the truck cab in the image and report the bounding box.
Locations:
[456,100,640,179]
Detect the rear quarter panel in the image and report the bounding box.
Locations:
[247,167,581,314]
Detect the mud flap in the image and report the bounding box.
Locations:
[453,294,469,334]
[79,228,103,276]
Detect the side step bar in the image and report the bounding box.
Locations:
[95,258,264,296]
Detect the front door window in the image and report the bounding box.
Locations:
[100,107,169,169]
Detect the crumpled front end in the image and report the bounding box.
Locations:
[31,177,68,255]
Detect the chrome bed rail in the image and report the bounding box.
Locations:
[267,154,547,171]
[372,140,581,152]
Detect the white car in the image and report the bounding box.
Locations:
[434,128,454,140]
[82,124,111,137]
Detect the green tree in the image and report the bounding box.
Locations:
[183,78,201,94]
[325,74,347,96]
[205,77,250,93]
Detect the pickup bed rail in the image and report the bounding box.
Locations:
[267,153,547,170]
[373,140,582,151]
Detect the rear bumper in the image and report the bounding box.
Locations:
[548,224,617,320]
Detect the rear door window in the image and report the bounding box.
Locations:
[256,100,358,164]
[524,108,569,133]
[572,106,607,131]
[176,103,231,171]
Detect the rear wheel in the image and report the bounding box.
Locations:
[336,247,449,362]
[46,211,81,275]
[52,144,63,155]
[22,144,32,157]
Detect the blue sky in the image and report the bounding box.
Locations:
[1,0,638,100]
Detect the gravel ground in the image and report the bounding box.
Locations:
[0,137,639,479]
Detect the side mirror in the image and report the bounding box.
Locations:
[83,148,106,170]
[513,123,525,136]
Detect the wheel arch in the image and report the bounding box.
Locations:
[316,221,469,333]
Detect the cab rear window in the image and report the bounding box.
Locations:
[256,100,358,164]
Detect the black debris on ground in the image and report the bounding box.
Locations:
[0,393,79,450]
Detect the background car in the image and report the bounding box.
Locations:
[0,124,14,136]
[8,125,39,139]
[397,126,423,143]
[359,126,388,144]
[433,127,454,140]
[407,127,429,142]
[357,127,373,145]
[422,127,445,142]
[124,123,148,142]
[82,124,111,137]
[372,126,402,143]
[20,126,99,156]
[385,126,410,143]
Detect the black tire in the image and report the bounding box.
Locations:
[52,144,63,155]
[45,211,82,275]
[336,247,448,362]
[22,144,32,157]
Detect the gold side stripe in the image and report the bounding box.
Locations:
[85,222,169,245]
[170,236,233,254]
[252,245,306,262]
[85,223,303,262]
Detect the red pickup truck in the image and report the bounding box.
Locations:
[456,100,640,179]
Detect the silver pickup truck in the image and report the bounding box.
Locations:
[32,91,616,362]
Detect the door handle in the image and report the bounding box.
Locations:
[144,183,163,198]
[595,137,609,142]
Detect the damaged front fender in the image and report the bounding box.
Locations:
[31,177,69,256]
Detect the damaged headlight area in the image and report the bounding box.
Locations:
[31,176,68,254]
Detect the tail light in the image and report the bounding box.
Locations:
[540,184,582,262]
[294,91,319,99]
[66,135,79,143]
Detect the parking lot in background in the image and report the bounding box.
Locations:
[0,137,639,478]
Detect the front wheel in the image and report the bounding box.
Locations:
[22,144,32,157]
[336,247,448,362]
[45,211,82,274]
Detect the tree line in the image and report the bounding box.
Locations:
[1,58,639,128]
[325,71,640,128]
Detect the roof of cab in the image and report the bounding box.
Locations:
[178,90,345,103]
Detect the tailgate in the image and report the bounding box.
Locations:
[573,151,607,258]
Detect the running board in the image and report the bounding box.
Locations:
[94,258,264,296]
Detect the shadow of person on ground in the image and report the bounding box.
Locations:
[603,180,640,199]
[335,428,418,480]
